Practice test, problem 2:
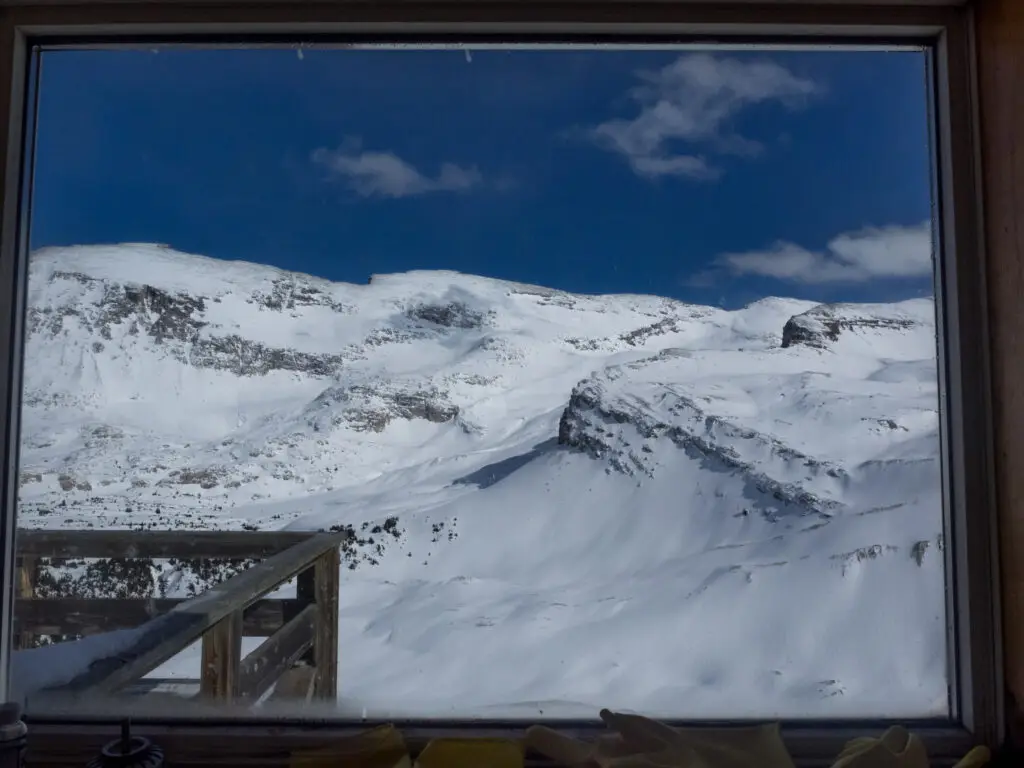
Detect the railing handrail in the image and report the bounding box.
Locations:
[45,531,346,696]
[16,528,319,560]
[16,596,291,637]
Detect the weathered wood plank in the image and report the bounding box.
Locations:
[289,564,316,665]
[313,548,341,700]
[201,610,242,702]
[15,556,36,649]
[48,532,346,695]
[16,529,316,560]
[15,597,290,637]
[268,664,316,705]
[237,604,316,702]
[20,721,983,768]
[121,677,201,698]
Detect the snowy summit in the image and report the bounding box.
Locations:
[19,243,946,719]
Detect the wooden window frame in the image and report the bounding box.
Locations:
[0,1,1013,765]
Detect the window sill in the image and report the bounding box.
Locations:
[23,717,989,768]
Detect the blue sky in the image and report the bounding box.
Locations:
[30,47,934,308]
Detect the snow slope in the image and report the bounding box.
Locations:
[18,244,947,719]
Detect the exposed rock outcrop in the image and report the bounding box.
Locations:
[407,301,491,330]
[248,276,351,314]
[30,272,352,378]
[306,383,461,433]
[781,303,920,349]
[558,363,847,519]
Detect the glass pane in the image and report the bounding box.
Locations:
[13,45,944,721]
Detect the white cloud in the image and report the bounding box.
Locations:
[711,221,934,284]
[592,53,820,180]
[312,138,482,198]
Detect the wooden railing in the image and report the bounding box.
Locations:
[14,529,343,705]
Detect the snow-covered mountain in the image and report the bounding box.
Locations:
[19,243,947,718]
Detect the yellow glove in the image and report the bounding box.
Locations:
[289,724,410,768]
[525,710,991,768]
[831,727,928,768]
[525,708,795,768]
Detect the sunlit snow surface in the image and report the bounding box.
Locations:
[18,244,947,719]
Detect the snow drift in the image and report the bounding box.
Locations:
[17,244,947,719]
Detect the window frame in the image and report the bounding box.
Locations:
[0,1,1002,764]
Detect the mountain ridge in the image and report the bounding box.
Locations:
[18,243,948,718]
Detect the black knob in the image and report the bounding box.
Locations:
[86,720,164,768]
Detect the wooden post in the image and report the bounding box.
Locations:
[293,565,315,664]
[312,548,340,700]
[15,556,36,650]
[200,609,242,703]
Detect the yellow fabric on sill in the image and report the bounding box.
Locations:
[524,710,991,768]
[286,709,992,768]
[525,709,796,768]
[414,736,524,768]
[288,724,410,768]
